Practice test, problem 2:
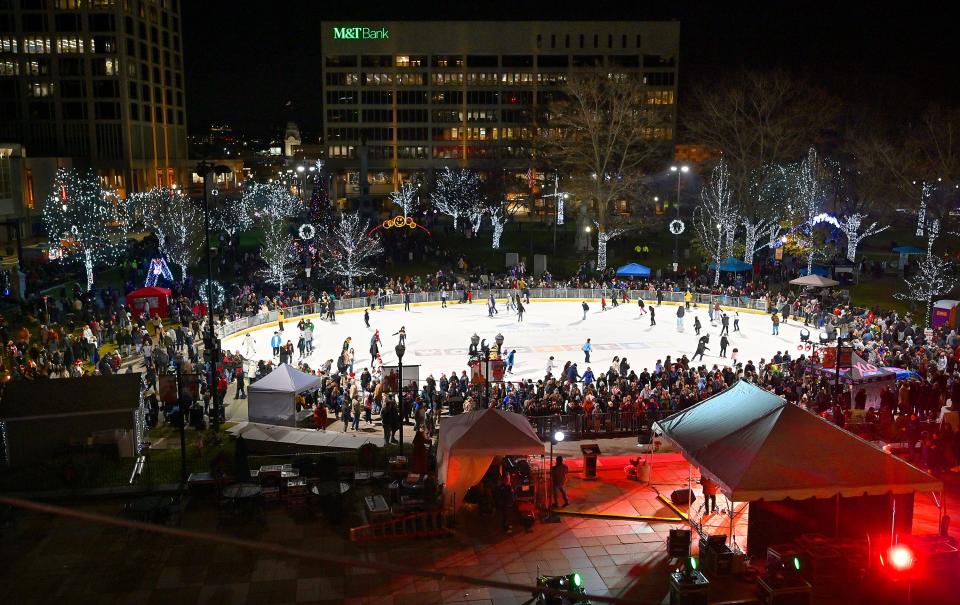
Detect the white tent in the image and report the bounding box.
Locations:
[654,381,941,502]
[247,364,323,427]
[437,408,544,510]
[789,274,840,288]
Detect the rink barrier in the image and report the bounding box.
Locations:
[216,288,770,342]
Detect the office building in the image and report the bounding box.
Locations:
[319,20,679,207]
[0,0,187,200]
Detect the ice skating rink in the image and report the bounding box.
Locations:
[222,299,810,380]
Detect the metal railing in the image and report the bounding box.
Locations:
[526,410,670,441]
[216,288,768,341]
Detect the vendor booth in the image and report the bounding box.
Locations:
[437,408,544,510]
[655,381,941,556]
[615,262,652,278]
[247,364,323,427]
[816,352,896,410]
[125,286,171,319]
[932,299,960,330]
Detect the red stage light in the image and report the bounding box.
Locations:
[886,544,914,572]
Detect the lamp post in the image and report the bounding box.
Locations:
[549,430,564,512]
[296,164,306,200]
[670,165,690,269]
[395,341,405,451]
[196,160,232,441]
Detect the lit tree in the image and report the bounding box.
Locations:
[213,194,255,238]
[743,216,780,264]
[896,253,957,325]
[836,213,889,262]
[43,168,127,290]
[594,222,629,272]
[430,167,483,231]
[694,159,739,283]
[388,181,420,218]
[259,218,295,292]
[134,187,203,280]
[786,148,831,275]
[317,212,383,289]
[244,181,300,221]
[740,164,788,263]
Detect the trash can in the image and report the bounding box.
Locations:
[580,444,601,480]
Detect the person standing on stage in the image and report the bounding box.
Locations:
[552,456,570,507]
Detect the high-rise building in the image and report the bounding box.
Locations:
[0,0,187,197]
[320,21,679,206]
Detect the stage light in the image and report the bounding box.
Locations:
[553,430,565,442]
[792,556,801,572]
[886,544,914,572]
[569,572,582,588]
[799,328,810,342]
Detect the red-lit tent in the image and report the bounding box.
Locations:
[655,381,942,553]
[437,408,543,510]
[126,286,172,319]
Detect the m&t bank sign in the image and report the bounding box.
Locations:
[332,26,390,40]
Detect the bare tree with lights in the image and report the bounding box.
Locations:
[259,218,295,292]
[786,148,831,275]
[133,187,203,280]
[693,159,739,284]
[214,194,255,239]
[388,181,420,218]
[317,212,383,289]
[836,213,889,263]
[896,253,957,325]
[244,181,301,221]
[430,167,484,233]
[43,168,127,291]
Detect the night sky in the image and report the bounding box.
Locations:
[182,1,957,138]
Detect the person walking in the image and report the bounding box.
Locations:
[516,300,525,322]
[649,305,656,326]
[351,396,362,431]
[719,334,730,358]
[581,301,589,321]
[582,338,592,363]
[551,456,570,507]
[720,312,730,336]
[312,403,327,431]
[676,305,685,331]
[234,364,246,399]
[694,316,702,335]
[342,399,352,432]
[771,312,780,336]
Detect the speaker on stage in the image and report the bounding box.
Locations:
[671,488,696,506]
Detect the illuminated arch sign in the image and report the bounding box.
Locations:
[332,26,390,40]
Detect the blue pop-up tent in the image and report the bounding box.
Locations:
[799,265,830,277]
[708,256,753,272]
[615,262,651,277]
[892,246,925,255]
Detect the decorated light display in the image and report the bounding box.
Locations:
[316,212,383,289]
[42,168,127,290]
[669,219,685,235]
[144,257,174,287]
[213,194,255,238]
[259,219,295,292]
[694,160,738,284]
[896,253,957,325]
[489,202,509,249]
[787,148,830,275]
[244,180,300,221]
[916,183,930,237]
[298,223,316,240]
[836,213,889,262]
[594,221,628,272]
[543,174,569,226]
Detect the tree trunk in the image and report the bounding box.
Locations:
[492,222,504,249]
[597,232,609,271]
[84,249,94,291]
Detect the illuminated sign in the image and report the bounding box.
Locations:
[332,27,390,40]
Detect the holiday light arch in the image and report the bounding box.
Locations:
[367,215,432,236]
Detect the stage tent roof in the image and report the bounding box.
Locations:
[654,381,941,502]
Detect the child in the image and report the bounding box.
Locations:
[731,348,739,364]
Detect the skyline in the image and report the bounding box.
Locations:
[181,2,958,137]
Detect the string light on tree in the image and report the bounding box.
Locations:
[197,279,225,308]
[298,223,316,240]
[316,212,383,289]
[388,181,420,218]
[836,213,889,262]
[430,166,483,231]
[42,168,128,290]
[896,253,957,325]
[131,187,203,281]
[259,218,296,292]
[594,221,628,273]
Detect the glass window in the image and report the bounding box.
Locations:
[23,37,51,54]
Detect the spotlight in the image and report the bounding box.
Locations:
[800,328,810,343]
[553,430,565,443]
[884,544,914,572]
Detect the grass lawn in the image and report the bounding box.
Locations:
[849,277,911,314]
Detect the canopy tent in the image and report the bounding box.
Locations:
[799,264,831,277]
[247,364,323,427]
[654,380,941,502]
[615,262,651,278]
[816,353,897,409]
[892,246,926,254]
[126,286,171,319]
[708,256,753,272]
[789,274,840,288]
[437,408,544,510]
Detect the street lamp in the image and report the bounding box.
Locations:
[669,165,690,269]
[196,160,232,441]
[395,342,406,451]
[549,430,565,513]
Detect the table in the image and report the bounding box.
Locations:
[220,483,264,524]
[125,495,170,523]
[222,483,262,500]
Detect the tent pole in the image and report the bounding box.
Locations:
[890,496,896,549]
[687,464,692,509]
[729,499,734,547]
[834,493,840,537]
